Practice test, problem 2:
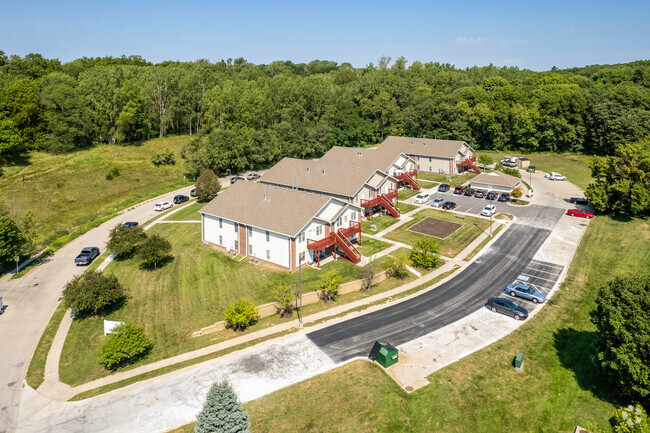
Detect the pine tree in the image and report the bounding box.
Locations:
[195,381,250,433]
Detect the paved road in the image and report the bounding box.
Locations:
[307,223,552,362]
[0,185,195,433]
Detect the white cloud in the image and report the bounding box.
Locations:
[455,36,487,45]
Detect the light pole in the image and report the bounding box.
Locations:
[489,207,493,237]
[227,168,231,184]
[298,255,303,329]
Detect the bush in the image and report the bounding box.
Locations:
[98,322,152,369]
[224,298,258,331]
[612,405,649,433]
[136,234,172,269]
[593,274,650,408]
[105,167,120,180]
[410,238,441,269]
[62,271,126,316]
[500,166,521,178]
[151,148,175,166]
[273,283,295,318]
[319,270,341,303]
[195,381,250,433]
[385,253,410,279]
[107,224,147,258]
[195,169,222,201]
[511,186,524,200]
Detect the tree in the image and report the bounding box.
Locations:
[62,271,126,316]
[195,169,222,201]
[107,224,147,258]
[318,270,341,303]
[593,274,650,408]
[136,234,171,269]
[612,405,649,433]
[477,154,493,170]
[511,186,524,200]
[195,381,250,433]
[586,139,650,216]
[385,253,410,279]
[98,322,152,369]
[410,238,441,269]
[224,298,258,331]
[0,215,27,265]
[273,283,295,318]
[361,266,374,293]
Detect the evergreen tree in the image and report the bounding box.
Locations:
[195,381,250,433]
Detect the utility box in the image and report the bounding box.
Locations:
[514,352,524,371]
[369,341,399,368]
[518,158,530,168]
[527,165,536,173]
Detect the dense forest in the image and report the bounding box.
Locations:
[0,52,649,176]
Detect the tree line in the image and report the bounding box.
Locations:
[1,52,649,174]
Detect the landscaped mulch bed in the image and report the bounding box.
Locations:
[407,217,463,239]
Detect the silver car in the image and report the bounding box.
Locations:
[505,282,547,303]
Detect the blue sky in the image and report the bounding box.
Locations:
[2,0,649,71]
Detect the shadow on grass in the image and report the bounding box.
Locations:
[138,255,174,271]
[73,296,128,321]
[553,328,620,406]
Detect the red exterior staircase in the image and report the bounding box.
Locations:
[396,169,421,190]
[457,156,481,174]
[333,231,361,264]
[307,222,362,266]
[378,195,400,218]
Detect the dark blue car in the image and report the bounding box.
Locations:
[486,297,529,320]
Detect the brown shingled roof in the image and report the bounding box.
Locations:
[199,182,338,237]
[470,171,522,188]
[321,146,411,173]
[379,136,468,159]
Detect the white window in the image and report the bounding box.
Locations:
[248,244,252,255]
[344,215,348,222]
[417,164,420,170]
[351,212,356,221]
[234,240,238,250]
[429,157,432,162]
[219,235,223,245]
[299,251,305,262]
[299,232,305,243]
[316,225,322,236]
[248,226,252,237]
[266,250,270,260]
[265,230,270,242]
[219,218,222,228]
[429,166,432,171]
[234,223,238,233]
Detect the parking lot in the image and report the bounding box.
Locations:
[500,258,564,314]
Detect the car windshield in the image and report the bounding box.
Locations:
[80,250,90,255]
[526,287,535,294]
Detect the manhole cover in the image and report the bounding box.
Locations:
[405,386,414,392]
[7,382,16,387]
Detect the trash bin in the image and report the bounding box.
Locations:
[527,166,536,173]
[369,341,399,368]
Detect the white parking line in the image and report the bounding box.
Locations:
[519,273,559,284]
[525,266,563,276]
[529,260,564,271]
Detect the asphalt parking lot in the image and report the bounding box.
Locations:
[498,258,564,314]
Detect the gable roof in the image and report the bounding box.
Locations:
[200,182,350,237]
[378,136,470,159]
[470,171,522,188]
[260,157,394,198]
[321,146,413,173]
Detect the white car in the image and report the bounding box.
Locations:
[154,202,172,211]
[413,193,430,204]
[549,173,566,181]
[481,205,497,216]
[431,197,445,207]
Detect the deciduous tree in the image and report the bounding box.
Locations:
[98,322,152,369]
[63,271,126,316]
[136,234,171,269]
[410,238,441,269]
[195,169,221,201]
[318,270,341,303]
[224,298,258,331]
[107,224,147,258]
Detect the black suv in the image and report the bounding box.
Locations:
[442,201,457,210]
[173,195,189,204]
[498,192,510,202]
[570,197,588,205]
[485,191,497,200]
[463,188,475,196]
[438,183,450,192]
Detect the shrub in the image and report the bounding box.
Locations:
[319,270,341,303]
[273,283,295,318]
[361,266,374,293]
[151,148,175,166]
[511,186,524,200]
[136,234,172,269]
[105,167,120,180]
[500,166,521,178]
[224,298,258,331]
[612,404,649,433]
[62,271,126,316]
[385,253,410,279]
[107,224,147,258]
[410,238,441,269]
[195,381,250,433]
[98,322,152,370]
[0,215,27,265]
[195,169,222,201]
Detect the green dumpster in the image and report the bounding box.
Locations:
[527,166,536,173]
[369,341,399,368]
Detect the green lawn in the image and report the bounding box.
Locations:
[384,209,490,258]
[398,189,419,200]
[59,223,389,386]
[418,180,438,189]
[417,172,477,187]
[240,215,649,432]
[397,202,418,213]
[477,151,593,191]
[162,200,203,221]
[361,216,398,234]
[0,135,190,249]
[356,238,391,257]
[25,301,67,388]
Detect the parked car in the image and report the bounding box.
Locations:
[123,222,139,228]
[481,205,496,216]
[413,193,431,204]
[498,192,510,202]
[154,202,172,211]
[502,159,517,167]
[431,198,445,207]
[474,189,485,198]
[550,173,566,181]
[246,173,260,180]
[567,208,594,219]
[438,183,450,192]
[75,247,99,266]
[486,297,529,320]
[230,176,245,184]
[485,191,497,200]
[190,188,196,197]
[544,172,556,179]
[173,195,189,204]
[505,282,547,303]
[442,201,457,210]
[463,188,475,196]
[570,197,588,205]
[453,185,465,195]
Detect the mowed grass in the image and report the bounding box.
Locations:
[356,238,391,257]
[242,216,649,432]
[384,209,490,257]
[162,200,203,221]
[417,172,477,186]
[361,215,398,234]
[25,301,67,388]
[59,223,386,386]
[0,135,190,249]
[397,202,418,213]
[398,189,419,200]
[477,151,593,191]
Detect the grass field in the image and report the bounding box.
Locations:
[398,189,419,200]
[417,172,477,186]
[59,223,390,386]
[25,302,67,388]
[0,136,190,249]
[356,238,391,257]
[477,151,593,191]
[384,209,491,257]
[397,202,418,213]
[361,215,398,234]
[238,215,649,432]
[162,200,203,221]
